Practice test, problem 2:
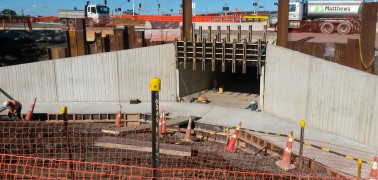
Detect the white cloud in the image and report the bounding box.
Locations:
[31,5,48,8]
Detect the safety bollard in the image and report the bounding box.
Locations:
[150,77,161,179]
[357,158,362,179]
[61,106,74,179]
[299,120,306,168]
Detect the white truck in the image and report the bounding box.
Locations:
[58,4,110,27]
[270,1,363,34]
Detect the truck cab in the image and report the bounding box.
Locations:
[85,4,110,26]
[289,2,305,21]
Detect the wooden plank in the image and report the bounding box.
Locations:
[258,39,262,75]
[212,40,215,71]
[232,39,236,73]
[208,26,212,42]
[199,26,202,41]
[237,25,241,42]
[95,136,192,156]
[227,26,230,42]
[248,25,252,43]
[125,113,140,127]
[222,39,226,72]
[217,26,221,42]
[263,25,267,43]
[102,124,151,135]
[184,39,187,69]
[243,39,247,74]
[202,39,206,71]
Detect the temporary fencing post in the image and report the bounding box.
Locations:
[370,156,378,180]
[150,77,161,178]
[276,131,295,171]
[299,120,306,168]
[24,97,37,121]
[225,122,242,153]
[357,158,362,179]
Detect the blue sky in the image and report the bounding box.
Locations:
[0,0,279,16]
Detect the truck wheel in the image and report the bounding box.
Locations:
[68,19,75,28]
[88,20,95,27]
[61,19,68,26]
[320,22,334,34]
[337,22,351,35]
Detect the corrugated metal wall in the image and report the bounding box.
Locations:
[264,45,378,147]
[0,44,177,103]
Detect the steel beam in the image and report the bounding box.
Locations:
[183,0,192,41]
[359,2,377,73]
[276,0,289,47]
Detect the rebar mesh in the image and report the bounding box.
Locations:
[0,121,372,179]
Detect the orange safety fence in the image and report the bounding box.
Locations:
[0,121,374,179]
[0,154,344,179]
[111,15,266,22]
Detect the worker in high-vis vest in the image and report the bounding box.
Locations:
[3,100,22,119]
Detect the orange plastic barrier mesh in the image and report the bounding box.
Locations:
[0,121,373,179]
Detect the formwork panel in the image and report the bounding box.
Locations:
[54,52,119,102]
[117,44,177,102]
[0,61,58,103]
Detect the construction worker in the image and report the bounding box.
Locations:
[3,100,22,119]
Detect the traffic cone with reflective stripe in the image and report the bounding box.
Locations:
[370,156,378,180]
[225,122,242,153]
[24,97,37,121]
[276,131,295,171]
[114,104,122,126]
[161,109,166,134]
[184,116,193,142]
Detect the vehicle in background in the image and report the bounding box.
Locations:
[58,4,110,28]
[270,1,363,34]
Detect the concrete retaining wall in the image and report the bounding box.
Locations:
[0,44,177,103]
[263,45,378,147]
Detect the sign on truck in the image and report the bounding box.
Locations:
[270,0,363,34]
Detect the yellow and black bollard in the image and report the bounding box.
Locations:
[150,77,161,179]
[357,158,362,179]
[299,120,306,168]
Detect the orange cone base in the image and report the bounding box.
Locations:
[276,160,295,171]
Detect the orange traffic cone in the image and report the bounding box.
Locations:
[276,131,295,171]
[24,97,37,121]
[184,116,193,142]
[2,19,5,31]
[225,122,242,153]
[370,156,378,180]
[161,109,166,134]
[114,104,122,126]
